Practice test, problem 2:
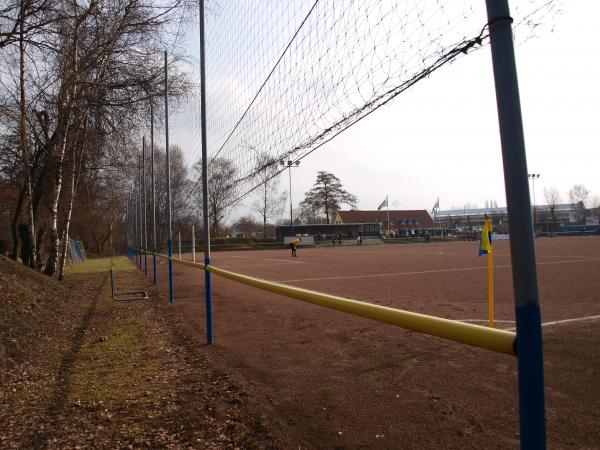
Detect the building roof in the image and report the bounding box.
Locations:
[436,203,580,218]
[336,210,435,228]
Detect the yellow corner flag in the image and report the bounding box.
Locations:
[478,220,494,327]
[479,220,493,256]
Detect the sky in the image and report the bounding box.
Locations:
[166,1,600,221]
[275,1,599,214]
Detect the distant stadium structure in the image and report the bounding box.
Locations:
[276,222,381,241]
[334,210,436,238]
[436,202,600,235]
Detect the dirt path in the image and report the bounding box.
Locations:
[0,256,277,449]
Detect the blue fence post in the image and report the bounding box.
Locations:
[142,136,148,277]
[164,50,174,304]
[485,1,546,448]
[199,0,213,344]
[150,101,158,286]
[153,252,157,285]
[168,239,174,304]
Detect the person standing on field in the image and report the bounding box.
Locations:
[290,238,301,257]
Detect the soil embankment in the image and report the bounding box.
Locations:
[0,256,277,449]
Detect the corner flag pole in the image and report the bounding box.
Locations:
[487,220,494,328]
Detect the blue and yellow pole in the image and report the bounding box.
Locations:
[164,50,174,304]
[199,0,213,343]
[485,1,546,447]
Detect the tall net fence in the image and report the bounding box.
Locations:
[126,4,560,445]
[138,0,561,253]
[165,0,560,212]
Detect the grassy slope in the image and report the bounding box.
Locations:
[0,256,277,449]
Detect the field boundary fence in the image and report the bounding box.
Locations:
[123,0,560,447]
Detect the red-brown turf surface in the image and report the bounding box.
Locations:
[147,236,600,449]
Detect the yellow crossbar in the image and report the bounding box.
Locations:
[140,250,516,355]
[154,252,205,269]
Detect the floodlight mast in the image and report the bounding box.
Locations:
[281,159,301,237]
[528,173,541,229]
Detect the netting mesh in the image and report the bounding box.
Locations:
[166,0,561,211]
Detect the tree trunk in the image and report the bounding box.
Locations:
[58,119,87,280]
[58,150,77,280]
[10,184,25,260]
[44,122,71,276]
[44,7,81,277]
[36,227,45,266]
[19,13,37,268]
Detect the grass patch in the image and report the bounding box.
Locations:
[67,256,135,274]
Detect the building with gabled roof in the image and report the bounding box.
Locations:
[334,210,435,231]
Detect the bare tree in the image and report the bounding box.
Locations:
[544,186,561,224]
[589,194,600,210]
[568,184,590,207]
[1,0,190,276]
[17,4,37,267]
[568,184,590,223]
[232,214,261,237]
[251,152,286,237]
[193,157,238,237]
[152,145,192,247]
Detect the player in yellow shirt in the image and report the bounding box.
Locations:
[290,238,301,257]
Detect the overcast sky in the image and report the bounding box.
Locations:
[236,1,599,216]
[166,2,598,220]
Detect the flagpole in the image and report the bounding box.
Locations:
[387,194,390,236]
[488,247,494,327]
[479,219,494,327]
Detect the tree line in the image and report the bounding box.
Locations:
[0,0,189,279]
[0,1,360,274]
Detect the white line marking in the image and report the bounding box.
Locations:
[505,314,600,331]
[229,255,253,259]
[277,257,600,283]
[264,258,306,264]
[541,315,600,326]
[279,266,487,282]
[457,319,516,324]
[540,255,596,260]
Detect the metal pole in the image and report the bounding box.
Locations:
[192,222,196,263]
[289,166,293,236]
[129,192,133,260]
[131,187,137,265]
[151,101,157,285]
[387,195,390,235]
[532,177,536,229]
[126,193,130,259]
[138,155,143,270]
[133,187,137,263]
[199,0,213,343]
[164,50,174,303]
[143,136,148,276]
[485,1,546,448]
[528,174,540,231]
[133,187,137,262]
